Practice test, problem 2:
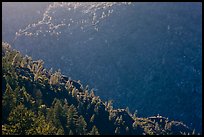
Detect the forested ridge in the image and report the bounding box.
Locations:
[2,42,196,135]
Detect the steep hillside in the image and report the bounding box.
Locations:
[2,42,195,135]
[4,3,202,132]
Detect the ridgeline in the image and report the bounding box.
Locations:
[2,42,195,135]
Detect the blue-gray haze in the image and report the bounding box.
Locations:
[2,2,202,133]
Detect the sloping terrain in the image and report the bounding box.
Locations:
[3,3,201,132]
[2,42,195,135]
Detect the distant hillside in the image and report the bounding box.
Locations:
[2,42,196,135]
[6,3,202,133]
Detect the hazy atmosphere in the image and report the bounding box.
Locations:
[2,2,202,135]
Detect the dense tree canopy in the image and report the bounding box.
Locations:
[2,42,195,135]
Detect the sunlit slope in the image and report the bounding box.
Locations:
[2,2,202,132]
[2,42,196,135]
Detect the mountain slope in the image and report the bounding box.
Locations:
[2,42,195,135]
[6,3,202,132]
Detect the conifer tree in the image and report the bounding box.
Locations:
[115,127,120,134]
[76,115,87,135]
[90,114,95,123]
[28,111,58,135]
[6,103,36,135]
[2,83,16,123]
[89,125,100,135]
[66,105,79,134]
